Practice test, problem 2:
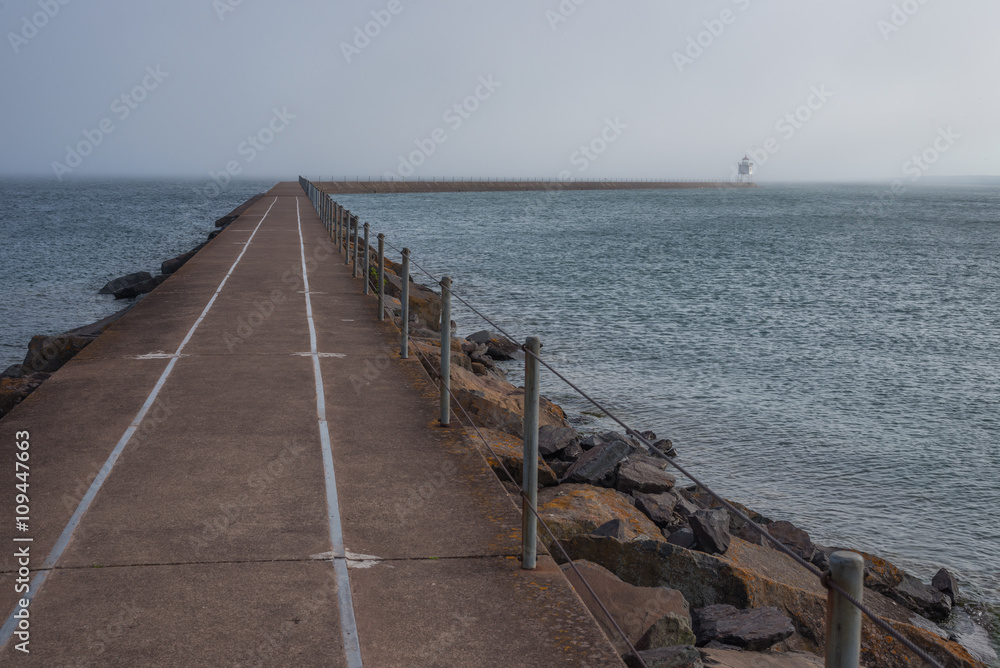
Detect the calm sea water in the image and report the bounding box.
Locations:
[333,184,1000,616]
[0,178,274,367]
[1,180,997,651]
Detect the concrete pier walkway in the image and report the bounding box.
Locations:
[0,183,622,666]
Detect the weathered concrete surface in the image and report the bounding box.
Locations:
[0,183,622,666]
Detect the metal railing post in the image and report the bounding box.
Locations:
[345,212,352,265]
[439,276,452,427]
[352,216,360,278]
[377,233,385,321]
[400,248,410,358]
[522,336,541,570]
[363,223,371,294]
[336,205,342,250]
[826,551,864,668]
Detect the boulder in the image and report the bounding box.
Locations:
[557,536,984,668]
[690,510,731,555]
[22,334,96,374]
[558,440,584,462]
[859,552,953,622]
[462,427,558,487]
[563,441,631,487]
[0,373,49,419]
[537,425,579,458]
[617,460,677,495]
[630,453,673,471]
[692,604,794,651]
[698,648,824,667]
[560,560,694,655]
[593,519,627,540]
[99,270,152,296]
[666,528,697,550]
[633,492,679,527]
[161,250,198,275]
[766,521,816,562]
[1,365,25,379]
[467,330,521,360]
[579,434,605,450]
[652,438,678,458]
[549,460,572,479]
[113,273,167,299]
[673,496,702,522]
[445,363,569,438]
[894,573,952,622]
[214,193,264,226]
[623,645,702,668]
[537,484,663,544]
[932,568,960,605]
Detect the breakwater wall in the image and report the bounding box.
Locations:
[303,176,996,668]
[314,180,754,195]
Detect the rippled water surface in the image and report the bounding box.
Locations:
[0,178,273,366]
[335,184,1000,615]
[1,180,998,647]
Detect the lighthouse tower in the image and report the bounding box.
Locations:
[737,155,754,183]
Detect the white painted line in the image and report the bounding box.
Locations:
[310,549,385,570]
[130,352,188,360]
[292,352,347,359]
[0,197,280,651]
[295,197,364,667]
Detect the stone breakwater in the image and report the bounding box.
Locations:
[0,194,265,420]
[373,251,996,668]
[316,180,755,195]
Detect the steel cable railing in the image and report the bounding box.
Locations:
[301,179,949,668]
[300,178,648,666]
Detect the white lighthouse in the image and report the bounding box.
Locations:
[737,155,754,183]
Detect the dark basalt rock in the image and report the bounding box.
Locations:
[1,365,26,379]
[537,425,579,458]
[466,330,521,360]
[623,645,703,668]
[633,492,679,527]
[666,528,697,550]
[22,334,96,374]
[692,604,794,651]
[563,440,630,487]
[0,373,50,419]
[932,568,960,605]
[690,509,731,555]
[114,273,167,299]
[765,520,816,562]
[161,249,198,275]
[99,271,153,297]
[592,518,627,540]
[617,460,677,495]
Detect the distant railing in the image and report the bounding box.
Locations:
[297,176,943,668]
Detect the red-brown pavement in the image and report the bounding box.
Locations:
[0,182,622,667]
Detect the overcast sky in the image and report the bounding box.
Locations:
[1,0,996,182]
